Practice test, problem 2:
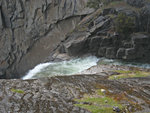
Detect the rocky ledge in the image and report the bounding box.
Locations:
[51,0,150,64]
[0,65,150,113]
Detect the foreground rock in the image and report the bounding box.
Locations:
[0,65,150,113]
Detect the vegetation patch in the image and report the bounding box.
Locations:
[11,88,25,94]
[115,13,136,35]
[74,86,143,113]
[74,89,124,113]
[109,70,150,80]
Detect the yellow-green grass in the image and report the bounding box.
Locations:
[74,90,124,113]
[11,88,24,94]
[109,70,150,80]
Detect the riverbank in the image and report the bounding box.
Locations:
[0,64,150,113]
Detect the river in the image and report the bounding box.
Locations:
[22,56,150,80]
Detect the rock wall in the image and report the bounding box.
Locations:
[52,0,150,63]
[0,0,93,78]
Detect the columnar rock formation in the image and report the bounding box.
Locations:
[52,0,150,64]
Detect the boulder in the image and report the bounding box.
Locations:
[65,38,88,56]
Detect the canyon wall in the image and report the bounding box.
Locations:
[0,0,92,78]
[52,0,150,63]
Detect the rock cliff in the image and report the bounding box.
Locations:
[0,0,92,78]
[51,0,150,64]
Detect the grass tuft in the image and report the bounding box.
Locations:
[74,90,124,113]
[11,88,24,94]
[109,70,150,80]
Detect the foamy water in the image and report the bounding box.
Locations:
[22,63,52,80]
[22,56,150,80]
[22,56,99,80]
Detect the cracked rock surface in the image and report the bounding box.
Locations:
[0,65,150,113]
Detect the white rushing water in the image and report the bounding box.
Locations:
[22,56,150,80]
[22,56,99,80]
[98,58,150,69]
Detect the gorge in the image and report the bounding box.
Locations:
[0,0,150,112]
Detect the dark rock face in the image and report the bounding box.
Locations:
[116,48,125,59]
[51,1,150,63]
[124,0,146,8]
[0,0,92,78]
[139,4,150,33]
[106,47,117,59]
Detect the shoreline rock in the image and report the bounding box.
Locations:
[0,65,149,112]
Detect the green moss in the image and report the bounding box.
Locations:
[74,90,124,113]
[109,70,150,80]
[11,88,24,94]
[115,70,132,74]
[107,14,116,19]
[87,0,101,9]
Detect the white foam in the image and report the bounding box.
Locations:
[22,56,150,80]
[22,62,52,80]
[22,56,99,80]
